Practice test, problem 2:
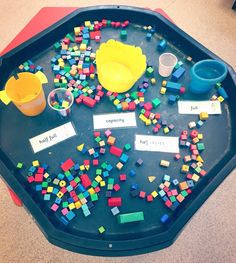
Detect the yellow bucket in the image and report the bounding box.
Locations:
[5,72,46,116]
[96,40,147,93]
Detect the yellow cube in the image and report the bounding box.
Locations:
[99,140,105,147]
[218,96,224,102]
[145,119,152,126]
[47,186,53,193]
[68,203,75,210]
[150,78,156,85]
[88,188,95,195]
[163,127,170,134]
[74,27,81,36]
[95,175,102,183]
[152,119,158,124]
[162,80,167,87]
[100,181,106,187]
[43,172,50,179]
[80,165,85,171]
[198,133,203,140]
[79,43,87,51]
[139,97,145,102]
[32,160,39,167]
[75,201,82,209]
[151,191,158,198]
[160,87,167,95]
[192,173,200,182]
[199,112,209,120]
[113,99,120,105]
[85,20,91,27]
[181,165,189,173]
[90,74,95,79]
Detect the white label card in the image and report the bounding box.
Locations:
[29,122,77,153]
[178,100,221,114]
[135,134,179,153]
[93,112,137,130]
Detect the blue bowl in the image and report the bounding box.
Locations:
[189,59,227,94]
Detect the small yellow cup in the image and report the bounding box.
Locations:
[5,72,46,116]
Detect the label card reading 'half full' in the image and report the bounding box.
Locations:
[29,122,77,153]
[178,100,222,114]
[135,134,179,153]
[93,112,137,130]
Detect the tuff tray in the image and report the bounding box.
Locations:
[0,5,236,256]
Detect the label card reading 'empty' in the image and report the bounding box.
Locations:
[29,122,77,153]
[178,100,221,114]
[135,134,179,153]
[93,112,137,130]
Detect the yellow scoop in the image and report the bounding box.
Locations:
[96,40,146,93]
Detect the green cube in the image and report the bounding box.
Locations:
[98,226,105,234]
[146,66,154,77]
[181,190,188,197]
[91,193,98,202]
[62,202,68,208]
[78,193,84,199]
[124,143,131,151]
[81,80,88,87]
[195,166,202,174]
[42,182,48,188]
[16,162,23,169]
[74,177,80,183]
[197,143,205,151]
[107,184,113,190]
[95,137,101,143]
[120,30,127,40]
[53,42,61,51]
[92,180,99,188]
[65,171,71,176]
[130,91,138,100]
[152,98,161,108]
[101,162,108,169]
[96,169,102,175]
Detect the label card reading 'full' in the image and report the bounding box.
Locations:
[29,122,77,153]
[178,100,222,114]
[135,134,179,153]
[93,112,137,130]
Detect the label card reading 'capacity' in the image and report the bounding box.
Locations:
[93,112,137,130]
[178,100,222,114]
[135,134,179,153]
[29,122,77,153]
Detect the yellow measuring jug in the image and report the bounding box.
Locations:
[5,72,46,116]
[96,40,146,93]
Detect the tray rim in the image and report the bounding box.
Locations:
[0,5,236,256]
